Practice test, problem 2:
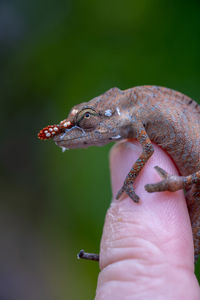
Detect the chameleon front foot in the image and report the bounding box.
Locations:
[116,184,140,203]
[145,166,185,193]
[77,250,99,261]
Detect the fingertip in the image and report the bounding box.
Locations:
[105,140,194,267]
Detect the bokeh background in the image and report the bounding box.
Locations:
[1,0,200,299]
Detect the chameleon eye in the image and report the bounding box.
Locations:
[84,112,91,119]
[76,108,99,129]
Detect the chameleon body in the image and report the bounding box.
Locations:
[38,86,200,262]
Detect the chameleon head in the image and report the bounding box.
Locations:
[38,87,133,149]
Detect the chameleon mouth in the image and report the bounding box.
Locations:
[53,126,90,149]
[53,127,122,150]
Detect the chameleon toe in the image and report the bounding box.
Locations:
[154,166,169,178]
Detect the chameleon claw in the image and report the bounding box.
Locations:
[154,166,169,179]
[145,166,170,192]
[116,187,124,200]
[130,192,140,203]
[116,185,140,203]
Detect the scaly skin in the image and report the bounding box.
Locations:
[38,85,200,262]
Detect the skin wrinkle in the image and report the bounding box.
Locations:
[104,225,159,245]
[100,245,163,268]
[98,262,165,283]
[115,194,184,231]
[96,261,199,300]
[99,258,185,282]
[101,206,164,264]
[97,272,196,292]
[100,202,188,270]
[97,267,165,298]
[101,223,164,255]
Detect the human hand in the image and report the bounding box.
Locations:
[95,141,200,300]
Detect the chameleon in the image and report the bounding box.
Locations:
[38,85,200,262]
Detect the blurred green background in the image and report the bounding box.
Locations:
[1,0,200,299]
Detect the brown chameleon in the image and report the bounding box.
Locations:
[38,86,200,262]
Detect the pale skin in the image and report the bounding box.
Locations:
[95,141,200,300]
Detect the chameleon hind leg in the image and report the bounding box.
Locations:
[145,166,200,262]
